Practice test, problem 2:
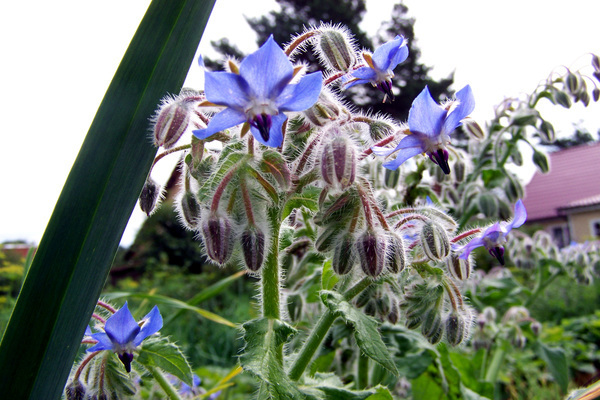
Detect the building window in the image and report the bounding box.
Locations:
[551,226,569,248]
[592,220,600,239]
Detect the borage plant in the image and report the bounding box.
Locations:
[70,22,600,399]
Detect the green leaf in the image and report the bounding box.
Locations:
[321,291,398,375]
[0,3,217,397]
[240,317,304,399]
[321,260,339,291]
[101,292,237,328]
[138,336,193,386]
[534,340,569,393]
[481,168,505,188]
[303,374,393,400]
[283,186,321,220]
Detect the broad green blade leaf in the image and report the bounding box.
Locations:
[321,260,339,291]
[0,1,216,398]
[240,317,303,399]
[321,291,398,375]
[535,340,569,393]
[138,336,193,386]
[101,292,237,327]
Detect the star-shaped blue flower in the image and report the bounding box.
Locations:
[88,302,163,372]
[458,200,527,265]
[193,35,323,148]
[343,35,408,101]
[373,85,475,174]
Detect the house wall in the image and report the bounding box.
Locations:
[569,209,600,242]
[528,218,570,247]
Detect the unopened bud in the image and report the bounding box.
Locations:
[478,193,498,217]
[554,90,572,108]
[445,312,465,346]
[384,168,400,188]
[65,380,86,400]
[202,214,234,264]
[504,175,524,203]
[446,254,471,281]
[303,90,343,127]
[454,159,466,182]
[463,118,485,139]
[531,321,542,336]
[566,72,581,96]
[482,307,497,323]
[510,148,523,166]
[317,28,356,72]
[153,100,191,148]
[139,178,162,216]
[320,134,357,190]
[511,328,526,349]
[356,230,386,277]
[386,232,406,274]
[315,225,338,253]
[387,299,399,324]
[421,222,450,261]
[364,299,378,316]
[368,120,395,141]
[421,309,443,344]
[287,293,303,322]
[532,150,549,173]
[241,226,265,271]
[593,88,600,102]
[332,234,356,275]
[179,191,201,229]
[538,120,555,142]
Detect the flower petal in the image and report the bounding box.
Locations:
[383,146,423,170]
[506,199,527,231]
[442,85,475,135]
[372,35,407,71]
[372,134,424,157]
[240,35,293,99]
[104,302,140,347]
[408,86,446,138]
[458,237,485,259]
[88,332,115,352]
[193,108,246,139]
[277,71,322,111]
[343,77,370,89]
[251,113,286,147]
[134,306,163,346]
[204,71,249,110]
[350,66,377,81]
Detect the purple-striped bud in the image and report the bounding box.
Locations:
[386,232,406,274]
[356,230,386,277]
[421,309,443,344]
[139,178,162,216]
[446,254,471,281]
[202,214,234,265]
[320,134,357,190]
[241,226,265,272]
[153,101,191,149]
[387,299,399,324]
[316,27,356,73]
[179,191,201,230]
[332,234,356,275]
[445,310,471,346]
[303,90,342,127]
[65,380,86,400]
[421,222,450,261]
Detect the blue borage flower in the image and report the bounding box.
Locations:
[193,35,323,148]
[458,200,527,265]
[343,35,408,101]
[88,302,163,372]
[372,85,475,174]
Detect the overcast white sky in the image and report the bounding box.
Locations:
[1,0,599,246]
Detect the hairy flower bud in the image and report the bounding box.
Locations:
[356,230,386,277]
[538,120,556,142]
[316,27,356,72]
[478,193,498,217]
[320,134,357,190]
[315,225,338,253]
[447,254,471,281]
[386,232,406,274]
[202,214,234,264]
[179,191,201,229]
[454,158,466,182]
[65,380,86,400]
[153,100,191,148]
[303,90,343,127]
[139,178,162,216]
[532,150,549,173]
[463,118,485,139]
[421,309,443,344]
[387,299,399,324]
[421,222,450,261]
[332,234,356,275]
[241,226,266,271]
[384,168,400,188]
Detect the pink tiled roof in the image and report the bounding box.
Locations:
[523,142,600,221]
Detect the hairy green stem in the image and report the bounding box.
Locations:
[485,344,507,383]
[288,277,373,380]
[148,365,183,400]
[357,352,369,389]
[262,206,282,320]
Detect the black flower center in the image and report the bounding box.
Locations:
[251,113,272,143]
